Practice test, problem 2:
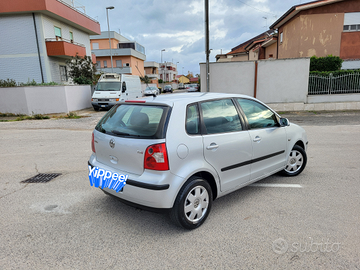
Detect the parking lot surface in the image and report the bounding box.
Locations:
[0,109,359,269]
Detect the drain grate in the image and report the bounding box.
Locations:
[21,173,62,183]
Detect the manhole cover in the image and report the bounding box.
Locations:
[21,173,62,183]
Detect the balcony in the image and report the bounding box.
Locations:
[146,73,159,80]
[46,38,86,58]
[97,67,132,74]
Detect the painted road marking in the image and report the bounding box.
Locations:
[249,183,303,188]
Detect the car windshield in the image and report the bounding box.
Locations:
[165,86,171,89]
[96,82,121,91]
[145,87,157,90]
[95,104,170,139]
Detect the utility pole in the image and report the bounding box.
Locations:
[205,0,210,92]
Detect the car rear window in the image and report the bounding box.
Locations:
[95,104,170,139]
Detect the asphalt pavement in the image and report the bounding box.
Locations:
[0,108,359,269]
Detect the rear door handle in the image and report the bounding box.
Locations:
[253,136,261,143]
[206,143,219,150]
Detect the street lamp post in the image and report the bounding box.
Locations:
[106,6,115,73]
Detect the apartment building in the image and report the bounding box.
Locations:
[0,0,100,84]
[159,62,178,82]
[90,31,146,76]
[144,61,160,84]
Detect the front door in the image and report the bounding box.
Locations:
[236,98,287,181]
[200,99,253,192]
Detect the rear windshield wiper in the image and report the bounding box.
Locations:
[111,130,142,137]
[111,130,131,136]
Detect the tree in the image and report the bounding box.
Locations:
[186,72,194,79]
[140,75,151,84]
[66,54,97,85]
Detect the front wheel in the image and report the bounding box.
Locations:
[281,145,307,176]
[170,177,212,230]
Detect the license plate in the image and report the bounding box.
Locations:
[101,105,106,108]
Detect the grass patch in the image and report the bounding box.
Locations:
[0,111,83,122]
[51,112,82,119]
[65,112,81,119]
[15,114,50,121]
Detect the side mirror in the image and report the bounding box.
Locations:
[122,82,127,93]
[279,118,290,127]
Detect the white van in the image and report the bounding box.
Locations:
[91,73,142,111]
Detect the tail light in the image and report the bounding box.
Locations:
[144,143,169,171]
[91,132,96,153]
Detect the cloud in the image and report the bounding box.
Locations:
[84,0,301,74]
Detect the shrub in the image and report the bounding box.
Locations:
[310,55,343,72]
[0,78,59,87]
[0,79,17,87]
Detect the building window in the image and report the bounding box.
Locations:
[92,43,99,49]
[116,60,122,67]
[59,65,68,82]
[269,54,274,59]
[343,24,360,31]
[54,26,62,39]
[344,13,360,32]
[280,32,283,43]
[103,60,107,68]
[96,61,100,67]
[69,31,73,42]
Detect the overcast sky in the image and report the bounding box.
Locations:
[81,0,305,76]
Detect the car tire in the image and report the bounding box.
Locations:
[281,145,307,176]
[170,176,212,230]
[93,106,99,111]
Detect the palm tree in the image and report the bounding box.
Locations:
[140,75,151,84]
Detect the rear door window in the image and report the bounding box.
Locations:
[96,104,169,138]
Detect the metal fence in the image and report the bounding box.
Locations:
[308,73,360,95]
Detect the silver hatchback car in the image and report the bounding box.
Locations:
[88,93,308,229]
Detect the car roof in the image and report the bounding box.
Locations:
[127,92,257,107]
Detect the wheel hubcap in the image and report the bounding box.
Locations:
[285,150,303,173]
[184,186,209,223]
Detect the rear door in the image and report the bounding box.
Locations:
[236,98,287,181]
[200,98,252,192]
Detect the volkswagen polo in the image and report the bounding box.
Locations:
[88,93,308,229]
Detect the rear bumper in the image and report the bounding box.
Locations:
[88,156,184,209]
